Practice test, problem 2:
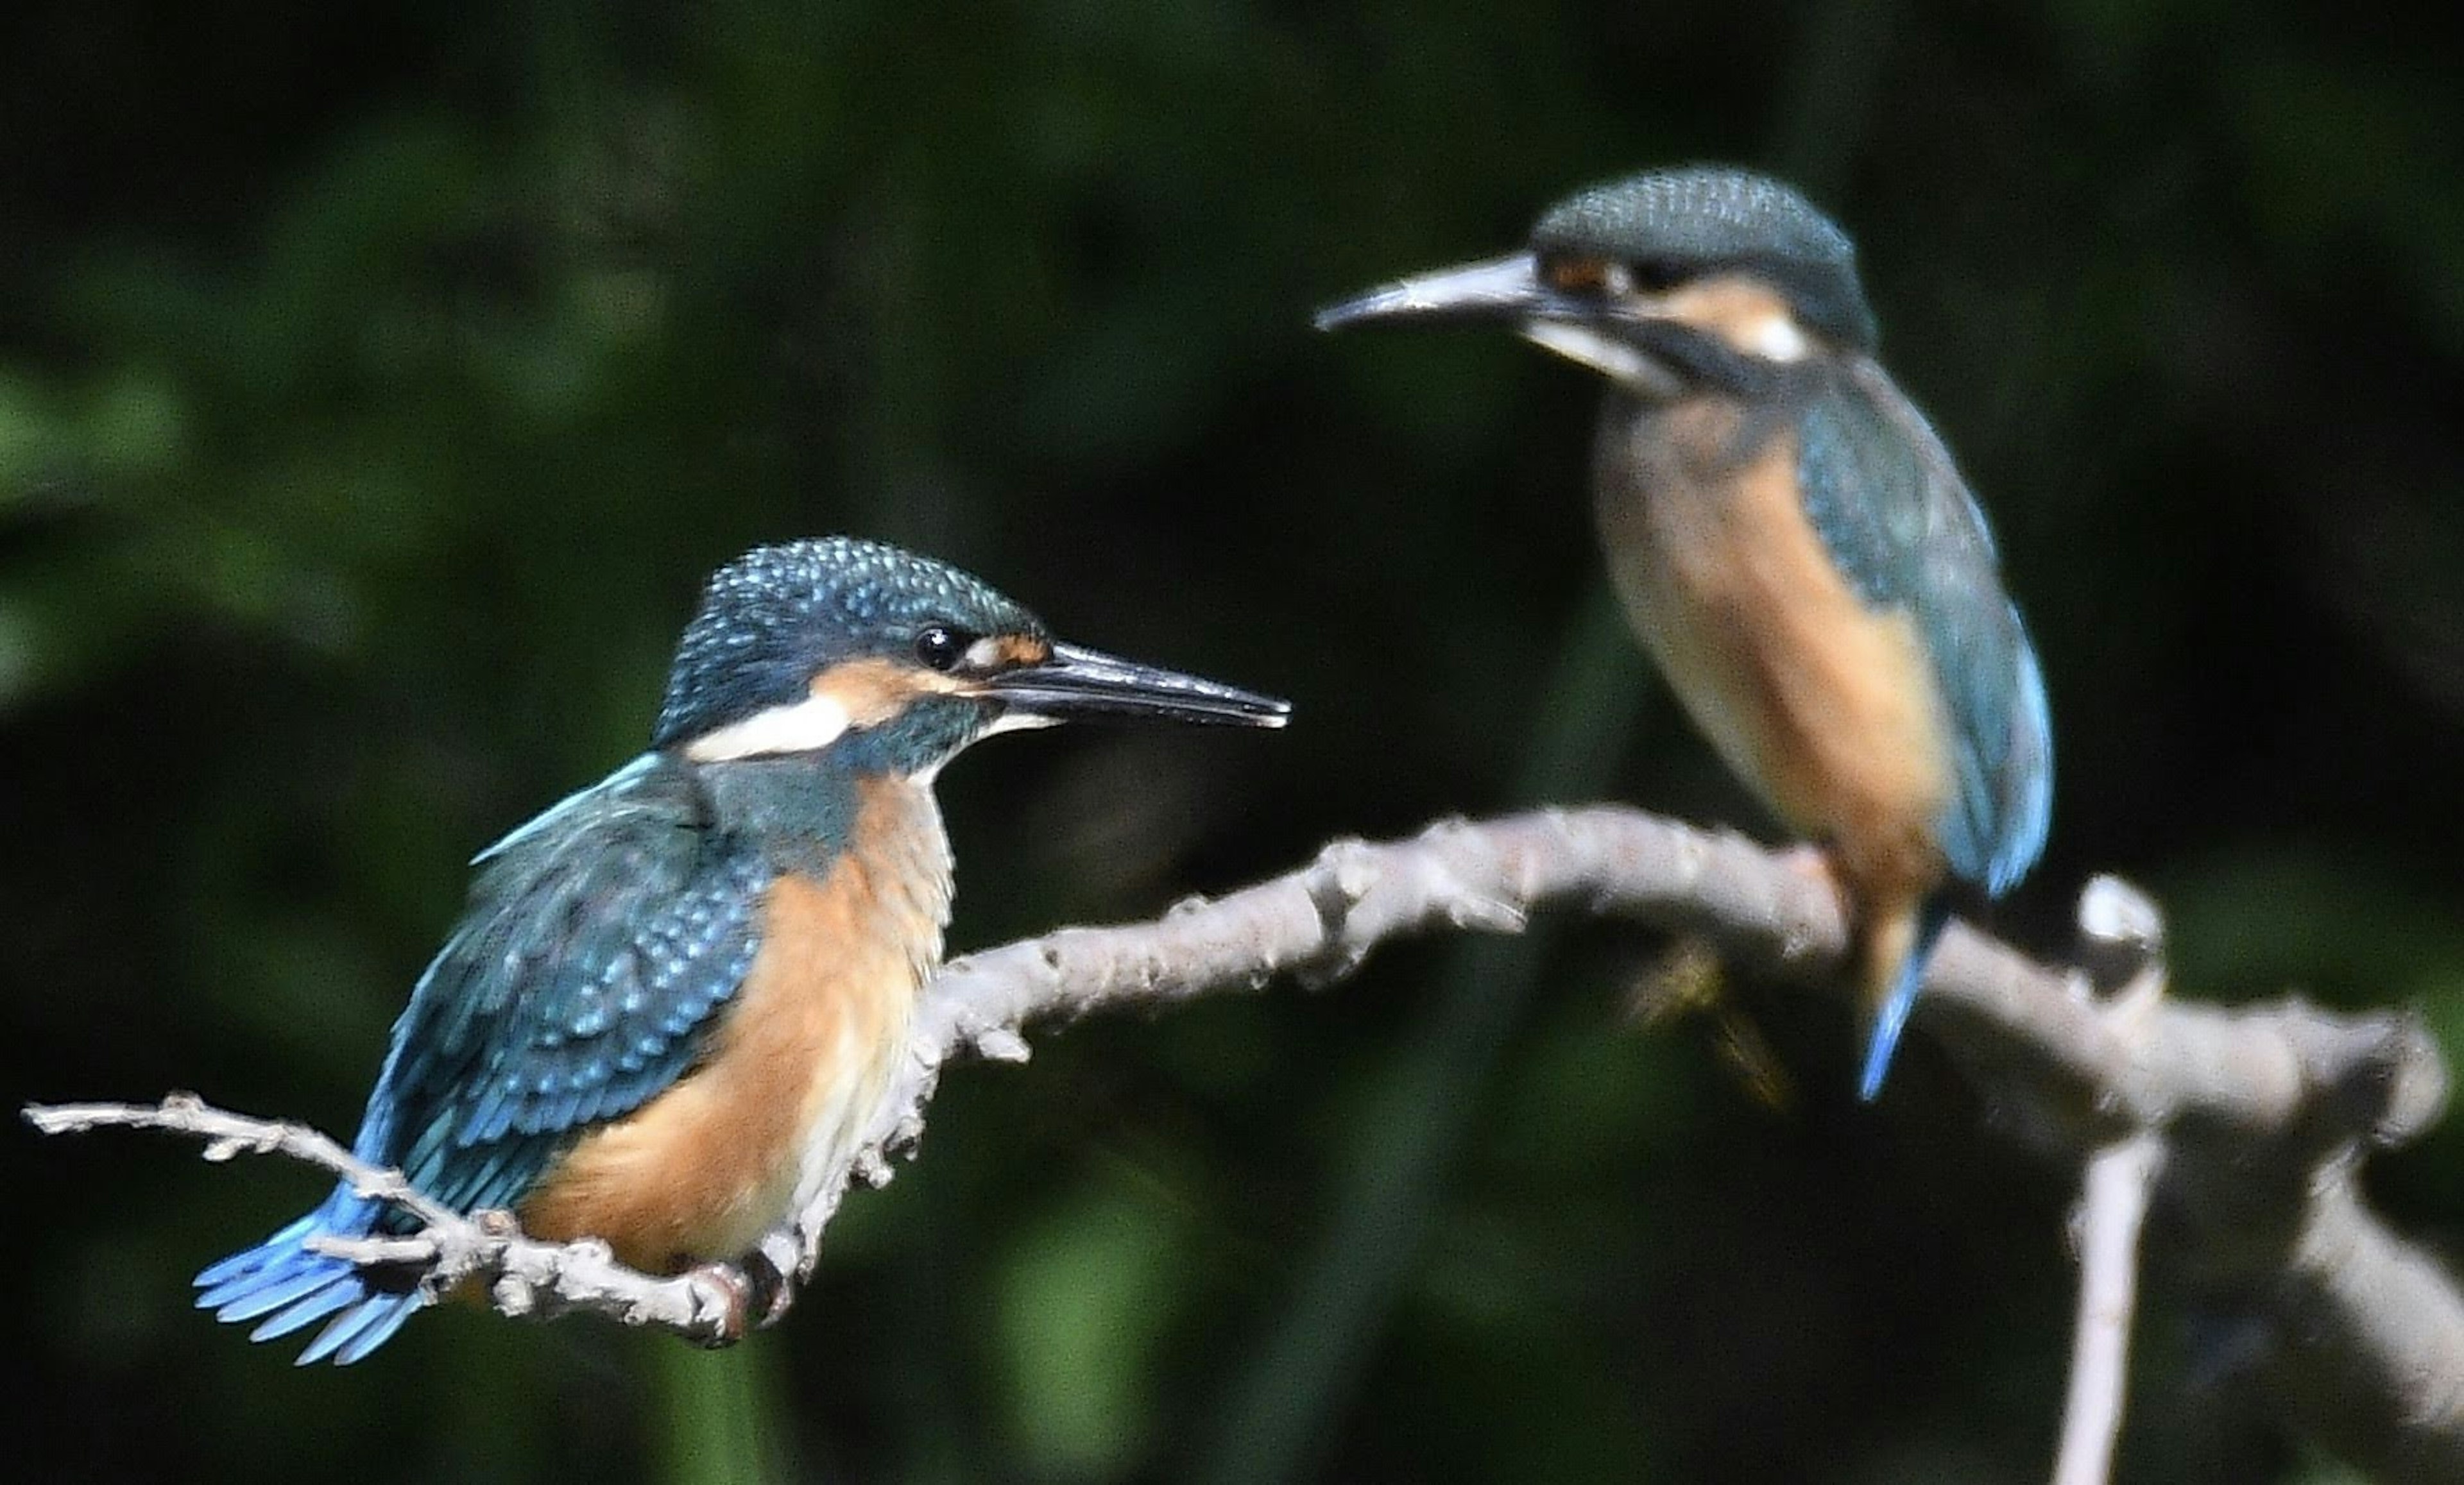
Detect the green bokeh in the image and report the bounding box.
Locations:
[7,2,2459,1481]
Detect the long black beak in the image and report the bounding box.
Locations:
[988,642,1290,728]
[1313,251,1575,332]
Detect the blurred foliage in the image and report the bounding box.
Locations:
[6,1,2461,1481]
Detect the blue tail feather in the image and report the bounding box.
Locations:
[249,1281,364,1341]
[1857,898,1953,1103]
[295,1291,421,1366]
[205,1260,343,1323]
[195,1187,431,1365]
[194,1212,316,1296]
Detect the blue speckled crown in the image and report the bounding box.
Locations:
[653,537,1043,747]
[1532,166,1878,350]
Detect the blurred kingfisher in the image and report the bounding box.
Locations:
[1317,165,2051,1099]
[195,536,1288,1363]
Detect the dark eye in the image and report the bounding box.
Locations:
[915,624,968,672]
[1629,257,1689,293]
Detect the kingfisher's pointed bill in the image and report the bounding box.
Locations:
[985,642,1289,727]
[1313,252,1576,332]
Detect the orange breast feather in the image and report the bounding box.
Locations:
[520,779,950,1271]
[1597,402,1949,900]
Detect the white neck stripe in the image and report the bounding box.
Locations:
[1741,311,1810,362]
[684,693,855,762]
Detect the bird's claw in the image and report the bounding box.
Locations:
[694,1244,799,1345]
[740,1243,796,1330]
[689,1248,791,1346]
[689,1264,752,1347]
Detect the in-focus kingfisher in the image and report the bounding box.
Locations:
[1317,166,2051,1099]
[196,536,1288,1363]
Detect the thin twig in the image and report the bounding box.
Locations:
[24,1095,743,1343]
[25,1092,456,1229]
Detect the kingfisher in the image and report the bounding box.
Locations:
[194,536,1288,1363]
[1317,166,2051,1099]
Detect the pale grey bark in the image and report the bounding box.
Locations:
[26,805,2461,1477]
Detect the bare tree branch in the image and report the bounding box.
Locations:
[2054,1132,2164,1485]
[2048,878,2170,1485]
[24,804,2463,1476]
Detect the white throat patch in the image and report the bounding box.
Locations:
[1522,321,1654,384]
[1519,321,1686,400]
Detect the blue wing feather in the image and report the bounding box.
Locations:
[1795,361,2053,897]
[196,751,767,1362]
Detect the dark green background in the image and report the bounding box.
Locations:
[7,3,2460,1481]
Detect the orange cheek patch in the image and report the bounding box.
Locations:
[1657,275,1808,361]
[809,640,1047,718]
[810,657,954,727]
